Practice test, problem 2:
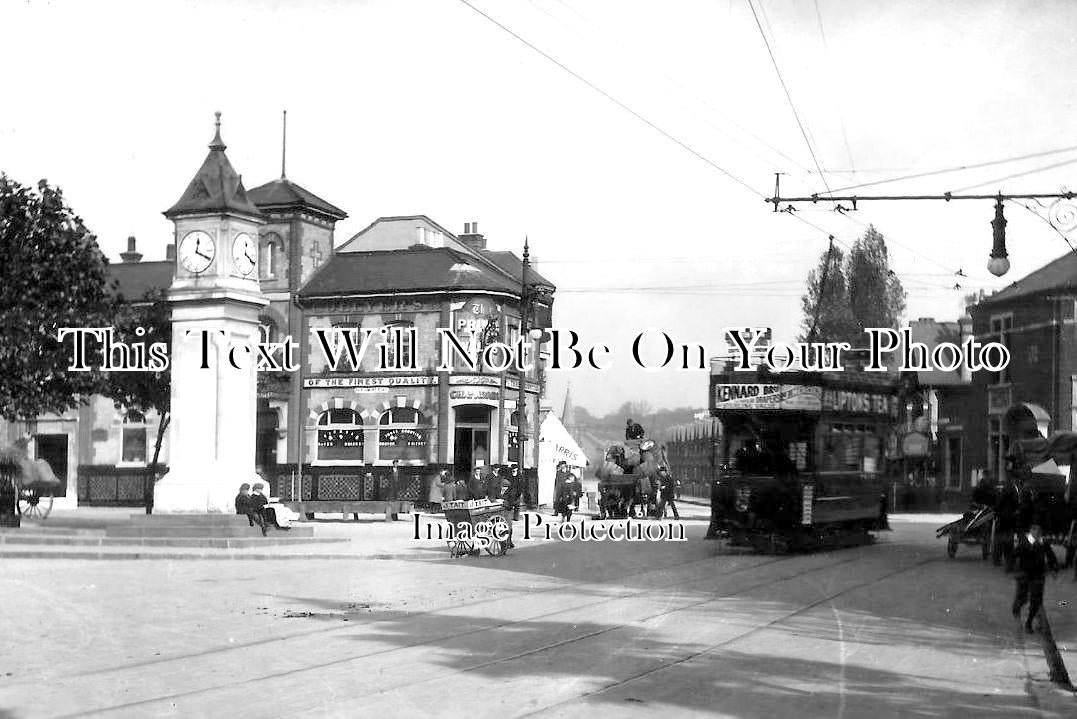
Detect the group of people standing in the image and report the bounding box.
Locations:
[431,464,526,520]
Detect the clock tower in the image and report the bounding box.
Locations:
[154,113,269,513]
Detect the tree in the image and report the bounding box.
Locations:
[798,242,857,344]
[0,175,117,422]
[798,226,906,346]
[100,288,171,511]
[846,225,906,335]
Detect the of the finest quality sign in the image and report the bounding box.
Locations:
[303,376,437,389]
[712,383,823,411]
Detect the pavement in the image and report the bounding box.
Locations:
[0,507,1075,717]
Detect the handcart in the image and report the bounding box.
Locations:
[442,499,514,558]
[936,504,995,559]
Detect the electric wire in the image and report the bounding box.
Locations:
[949,155,1077,193]
[823,144,1077,194]
[523,0,814,174]
[747,0,835,200]
[459,0,947,299]
[456,0,767,200]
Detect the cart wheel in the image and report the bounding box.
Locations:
[447,539,473,558]
[484,516,510,556]
[946,536,958,559]
[17,488,53,520]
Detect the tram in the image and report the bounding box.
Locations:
[706,358,895,552]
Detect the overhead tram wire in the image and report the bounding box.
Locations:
[457,0,863,267]
[746,0,836,201]
[950,155,1077,193]
[455,0,766,202]
[521,0,814,174]
[822,143,1077,194]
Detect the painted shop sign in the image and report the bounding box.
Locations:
[822,390,896,417]
[448,389,501,401]
[712,383,822,411]
[303,376,437,389]
[450,375,540,392]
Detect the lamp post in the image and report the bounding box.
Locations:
[516,238,531,470]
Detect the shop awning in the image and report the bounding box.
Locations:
[540,414,588,467]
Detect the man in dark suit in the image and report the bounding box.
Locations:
[1012,524,1059,633]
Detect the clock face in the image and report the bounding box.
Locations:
[231,232,257,276]
[178,230,215,274]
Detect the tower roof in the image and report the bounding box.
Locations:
[164,113,263,220]
[247,177,348,221]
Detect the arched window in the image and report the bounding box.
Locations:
[317,408,364,460]
[378,407,429,462]
[121,410,147,464]
[260,232,283,280]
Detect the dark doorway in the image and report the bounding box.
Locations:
[35,434,68,498]
[453,405,491,476]
[256,402,279,472]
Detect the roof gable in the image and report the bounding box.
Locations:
[976,250,1077,307]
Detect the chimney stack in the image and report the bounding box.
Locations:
[459,220,486,251]
[165,243,176,261]
[120,235,143,263]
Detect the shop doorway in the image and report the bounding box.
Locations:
[34,434,68,498]
[454,405,491,475]
[256,401,279,471]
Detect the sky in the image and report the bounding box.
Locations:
[3,0,1077,416]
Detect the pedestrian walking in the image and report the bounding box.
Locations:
[655,468,680,520]
[553,461,569,515]
[1012,524,1059,633]
[389,459,401,521]
[505,464,523,521]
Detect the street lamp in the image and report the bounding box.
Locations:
[988,196,1010,277]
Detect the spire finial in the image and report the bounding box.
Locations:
[209,111,226,151]
[281,110,288,179]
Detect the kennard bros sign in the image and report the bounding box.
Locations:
[712,383,893,417]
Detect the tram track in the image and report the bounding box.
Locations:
[515,556,941,717]
[45,545,761,684]
[54,543,888,718]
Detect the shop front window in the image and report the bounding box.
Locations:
[121,410,147,464]
[317,408,364,460]
[378,407,430,462]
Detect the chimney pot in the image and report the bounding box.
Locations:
[120,235,143,263]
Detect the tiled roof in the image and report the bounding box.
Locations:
[298,247,525,298]
[247,177,347,220]
[976,251,1077,306]
[479,250,555,290]
[164,123,262,219]
[108,261,173,301]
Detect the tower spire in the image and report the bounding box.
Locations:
[209,111,226,151]
[281,110,287,179]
